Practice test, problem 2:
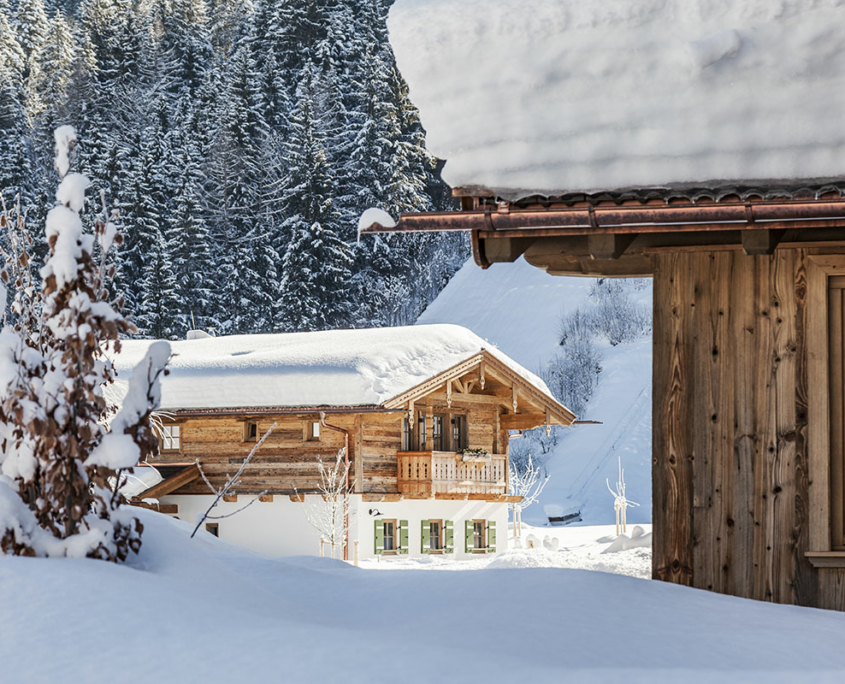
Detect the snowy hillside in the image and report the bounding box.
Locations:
[418,258,652,526]
[3,509,845,683]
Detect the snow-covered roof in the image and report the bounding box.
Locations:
[107,324,553,412]
[388,0,845,198]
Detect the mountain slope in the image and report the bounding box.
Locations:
[418,257,652,526]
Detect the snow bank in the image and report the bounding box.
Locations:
[3,510,845,682]
[388,0,845,196]
[107,325,551,411]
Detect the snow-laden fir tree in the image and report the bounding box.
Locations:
[278,61,352,332]
[0,126,169,561]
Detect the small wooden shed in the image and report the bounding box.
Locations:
[372,0,845,609]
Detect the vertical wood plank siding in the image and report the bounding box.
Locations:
[651,250,845,608]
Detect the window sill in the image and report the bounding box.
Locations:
[806,551,845,568]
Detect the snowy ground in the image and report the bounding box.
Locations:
[360,523,652,580]
[418,257,652,527]
[4,510,845,683]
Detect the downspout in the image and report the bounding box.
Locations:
[319,411,351,561]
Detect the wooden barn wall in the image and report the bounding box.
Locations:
[653,248,845,610]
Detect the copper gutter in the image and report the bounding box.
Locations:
[319,411,351,562]
[360,199,845,237]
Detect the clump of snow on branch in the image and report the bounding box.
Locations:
[297,450,353,559]
[509,451,549,539]
[357,208,396,241]
[0,125,166,562]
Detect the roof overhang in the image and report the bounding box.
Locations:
[361,195,845,277]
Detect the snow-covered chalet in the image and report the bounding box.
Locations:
[112,324,574,561]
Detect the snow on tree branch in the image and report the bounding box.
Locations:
[296,450,353,559]
[509,452,549,538]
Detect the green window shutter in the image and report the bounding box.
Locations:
[374,520,384,555]
[465,520,474,553]
[399,520,409,554]
[421,520,431,554]
[487,521,497,553]
[444,521,454,554]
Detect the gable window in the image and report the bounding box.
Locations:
[308,421,321,441]
[160,424,180,452]
[451,415,467,451]
[205,523,219,537]
[244,421,258,443]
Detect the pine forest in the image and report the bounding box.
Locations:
[0,0,467,338]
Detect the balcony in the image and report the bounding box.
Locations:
[397,451,508,498]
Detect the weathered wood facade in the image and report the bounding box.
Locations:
[364,189,845,611]
[140,350,573,506]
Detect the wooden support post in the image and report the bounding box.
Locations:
[741,228,785,255]
[446,379,453,408]
[588,233,638,260]
[512,385,518,412]
[479,361,486,390]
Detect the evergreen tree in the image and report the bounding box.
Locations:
[278,62,351,332]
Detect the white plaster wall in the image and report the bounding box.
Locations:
[163,494,508,561]
[164,494,327,557]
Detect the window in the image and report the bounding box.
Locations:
[451,415,466,451]
[430,520,443,551]
[432,414,445,451]
[473,520,486,551]
[205,523,219,537]
[308,421,321,441]
[402,417,412,451]
[464,519,496,553]
[418,412,427,450]
[244,421,258,442]
[807,256,845,561]
[383,519,396,552]
[160,424,180,452]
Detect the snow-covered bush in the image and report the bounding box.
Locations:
[0,126,169,562]
[588,279,652,347]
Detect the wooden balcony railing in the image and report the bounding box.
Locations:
[397,451,508,498]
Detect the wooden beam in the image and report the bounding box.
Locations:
[259,494,274,502]
[427,392,506,406]
[453,377,465,393]
[588,233,638,260]
[289,494,305,503]
[131,502,178,514]
[500,413,547,430]
[446,379,452,408]
[741,228,786,255]
[135,463,200,500]
[482,236,536,263]
[223,494,238,503]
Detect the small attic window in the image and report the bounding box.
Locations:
[244,421,258,443]
[308,421,321,441]
[160,425,180,452]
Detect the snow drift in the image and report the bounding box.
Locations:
[388,0,845,196]
[3,509,845,682]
